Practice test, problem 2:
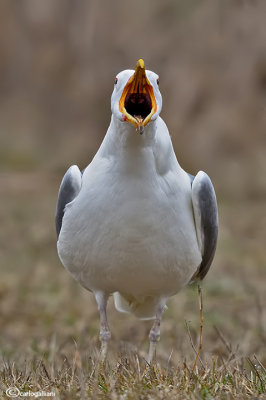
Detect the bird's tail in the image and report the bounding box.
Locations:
[114,292,159,320]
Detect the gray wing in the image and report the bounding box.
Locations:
[189,171,218,282]
[55,165,82,237]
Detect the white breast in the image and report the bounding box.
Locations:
[57,135,202,299]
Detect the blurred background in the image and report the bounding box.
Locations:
[0,0,265,365]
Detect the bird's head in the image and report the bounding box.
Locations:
[111,59,162,134]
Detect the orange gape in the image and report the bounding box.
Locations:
[119,59,157,130]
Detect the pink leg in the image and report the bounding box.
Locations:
[148,299,166,363]
[94,291,111,361]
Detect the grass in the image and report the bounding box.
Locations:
[1,336,266,400]
[1,351,265,399]
[0,171,265,399]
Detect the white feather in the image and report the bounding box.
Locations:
[57,70,202,319]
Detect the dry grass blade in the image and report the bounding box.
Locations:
[192,284,204,372]
[214,325,232,354]
[254,355,266,374]
[247,357,265,394]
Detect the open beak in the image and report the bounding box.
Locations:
[119,59,157,132]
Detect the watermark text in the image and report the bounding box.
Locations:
[6,387,55,398]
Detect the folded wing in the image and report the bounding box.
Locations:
[190,171,218,282]
[55,165,82,237]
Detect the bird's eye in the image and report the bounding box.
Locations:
[157,78,159,86]
[114,77,118,85]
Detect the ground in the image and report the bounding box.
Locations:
[1,1,266,398]
[0,172,265,399]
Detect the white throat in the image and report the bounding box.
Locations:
[94,115,180,178]
[107,115,157,149]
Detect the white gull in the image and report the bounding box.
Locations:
[56,59,218,361]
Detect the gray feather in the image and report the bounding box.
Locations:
[55,165,82,237]
[190,172,218,282]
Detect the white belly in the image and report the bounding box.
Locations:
[57,165,202,300]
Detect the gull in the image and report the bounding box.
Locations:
[56,59,218,362]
